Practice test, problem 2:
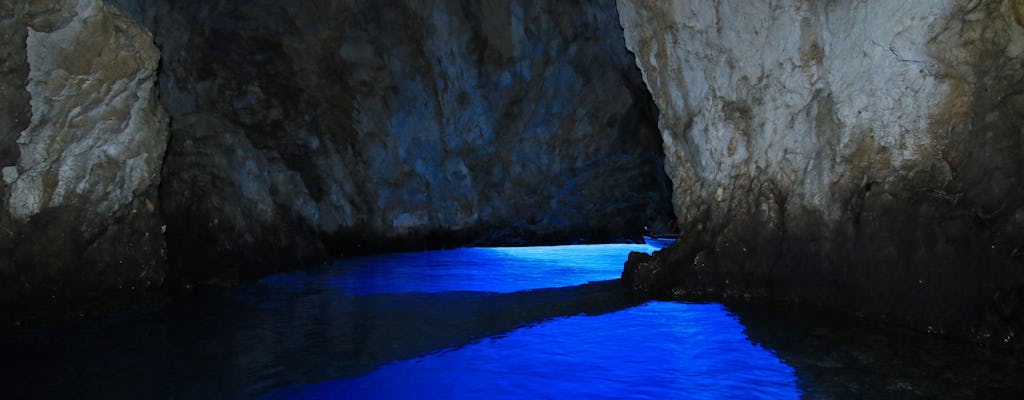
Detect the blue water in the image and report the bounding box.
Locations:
[265,302,797,400]
[264,243,799,399]
[4,244,1023,398]
[324,244,667,294]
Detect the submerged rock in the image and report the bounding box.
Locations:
[617,0,1024,348]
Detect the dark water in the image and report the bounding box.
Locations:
[2,244,1023,399]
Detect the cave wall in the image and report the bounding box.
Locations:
[111,0,671,285]
[1,0,672,320]
[618,0,1024,346]
[0,0,168,322]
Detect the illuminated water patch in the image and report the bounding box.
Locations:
[321,243,662,295]
[5,244,1022,398]
[2,244,801,399]
[264,302,800,400]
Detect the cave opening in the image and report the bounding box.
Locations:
[4,0,1024,398]
[114,0,677,287]
[0,0,680,339]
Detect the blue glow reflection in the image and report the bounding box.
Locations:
[2,244,798,399]
[265,301,799,400]
[323,243,661,295]
[7,244,1020,398]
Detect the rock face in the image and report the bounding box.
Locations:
[2,0,672,320]
[618,0,1024,347]
[110,0,671,285]
[0,0,168,322]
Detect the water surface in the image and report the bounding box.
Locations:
[265,301,797,400]
[2,244,1022,399]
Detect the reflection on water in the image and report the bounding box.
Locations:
[0,244,669,399]
[2,244,1022,399]
[264,302,799,400]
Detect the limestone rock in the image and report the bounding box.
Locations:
[618,0,1024,347]
[11,0,166,222]
[0,0,168,323]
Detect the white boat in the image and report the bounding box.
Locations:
[643,235,677,249]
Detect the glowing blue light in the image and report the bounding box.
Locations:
[258,244,799,399]
[263,302,800,400]
[325,243,662,295]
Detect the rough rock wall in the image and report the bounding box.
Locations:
[0,0,168,322]
[618,0,1024,346]
[111,0,671,285]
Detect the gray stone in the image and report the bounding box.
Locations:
[618,0,1024,348]
[0,0,168,324]
[1,166,17,184]
[11,0,166,223]
[2,0,675,319]
[110,0,673,284]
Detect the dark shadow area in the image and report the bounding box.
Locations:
[731,303,1024,398]
[0,279,641,399]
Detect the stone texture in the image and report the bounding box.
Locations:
[618,0,1024,347]
[0,0,672,322]
[0,0,168,323]
[110,0,672,285]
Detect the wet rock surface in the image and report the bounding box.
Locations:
[618,0,1024,348]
